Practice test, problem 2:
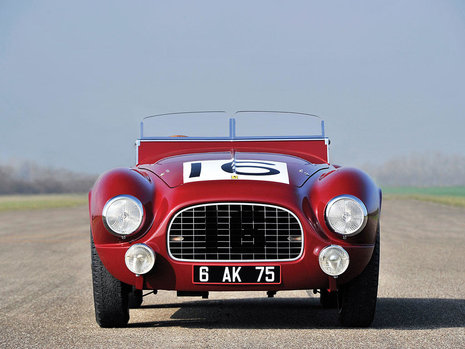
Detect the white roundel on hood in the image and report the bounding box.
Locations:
[183,159,289,184]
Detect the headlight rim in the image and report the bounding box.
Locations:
[102,194,145,237]
[325,194,368,237]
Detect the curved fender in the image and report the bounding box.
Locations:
[308,167,381,245]
[89,168,155,244]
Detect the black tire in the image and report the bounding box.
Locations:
[128,287,143,308]
[320,289,338,308]
[338,229,380,327]
[91,233,130,327]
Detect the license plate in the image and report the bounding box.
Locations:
[193,265,281,284]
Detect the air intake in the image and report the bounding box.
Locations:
[168,203,303,262]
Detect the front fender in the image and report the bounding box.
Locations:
[308,167,381,245]
[89,168,155,245]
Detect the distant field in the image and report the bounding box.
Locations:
[0,194,88,211]
[382,186,465,208]
[1,188,464,211]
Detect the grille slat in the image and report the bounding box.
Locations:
[168,203,303,261]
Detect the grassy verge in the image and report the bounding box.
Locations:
[0,194,88,211]
[382,186,465,208]
[1,188,464,211]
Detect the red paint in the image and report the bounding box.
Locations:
[141,152,329,188]
[138,139,329,165]
[90,142,381,293]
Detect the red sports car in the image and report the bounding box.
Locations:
[89,111,381,327]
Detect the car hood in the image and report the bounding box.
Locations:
[140,152,328,188]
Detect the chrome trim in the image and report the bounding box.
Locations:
[102,195,144,237]
[135,140,140,166]
[143,110,227,120]
[139,111,327,142]
[138,137,329,142]
[324,195,368,237]
[167,202,304,262]
[234,110,321,118]
[325,138,330,163]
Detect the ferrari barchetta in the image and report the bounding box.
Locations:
[89,111,381,327]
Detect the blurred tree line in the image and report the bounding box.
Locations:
[0,161,97,194]
[362,153,465,187]
[0,153,464,194]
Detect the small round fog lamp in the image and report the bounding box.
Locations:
[319,245,349,276]
[125,244,155,275]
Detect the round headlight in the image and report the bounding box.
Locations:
[319,245,349,276]
[325,195,367,236]
[102,195,144,236]
[125,244,155,275]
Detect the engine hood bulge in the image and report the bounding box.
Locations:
[140,152,328,188]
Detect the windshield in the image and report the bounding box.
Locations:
[140,111,325,140]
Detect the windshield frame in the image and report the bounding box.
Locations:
[139,111,326,141]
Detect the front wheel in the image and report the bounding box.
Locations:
[91,232,130,327]
[338,229,380,327]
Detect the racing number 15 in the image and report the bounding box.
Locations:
[189,160,280,178]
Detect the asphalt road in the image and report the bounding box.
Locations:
[0,199,464,348]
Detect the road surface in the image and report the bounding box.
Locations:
[0,199,464,348]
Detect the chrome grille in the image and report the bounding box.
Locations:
[168,203,303,261]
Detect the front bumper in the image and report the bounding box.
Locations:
[95,231,374,292]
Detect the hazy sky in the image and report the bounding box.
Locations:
[1,1,464,174]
